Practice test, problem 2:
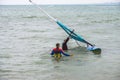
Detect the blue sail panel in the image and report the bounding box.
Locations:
[56,21,87,43]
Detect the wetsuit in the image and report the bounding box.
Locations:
[62,37,69,50]
[51,48,70,56]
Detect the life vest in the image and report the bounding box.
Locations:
[53,48,62,61]
[53,48,62,53]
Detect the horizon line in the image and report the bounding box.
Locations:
[0,2,119,6]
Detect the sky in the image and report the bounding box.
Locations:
[0,0,119,5]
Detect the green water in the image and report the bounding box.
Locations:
[0,5,120,80]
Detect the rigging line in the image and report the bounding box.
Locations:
[75,40,81,47]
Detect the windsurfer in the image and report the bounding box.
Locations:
[50,43,72,58]
[62,37,70,50]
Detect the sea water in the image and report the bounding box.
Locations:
[0,4,120,80]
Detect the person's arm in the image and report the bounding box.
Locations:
[60,50,70,56]
[64,37,70,44]
[66,37,70,42]
[50,50,54,55]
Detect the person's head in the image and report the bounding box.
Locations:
[56,43,60,48]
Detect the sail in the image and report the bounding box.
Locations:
[56,21,87,43]
[29,0,101,53]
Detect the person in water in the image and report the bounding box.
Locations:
[50,43,72,60]
[62,37,70,50]
[62,29,74,50]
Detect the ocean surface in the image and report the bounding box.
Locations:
[0,5,120,80]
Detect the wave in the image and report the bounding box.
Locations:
[22,16,38,19]
[22,15,48,20]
